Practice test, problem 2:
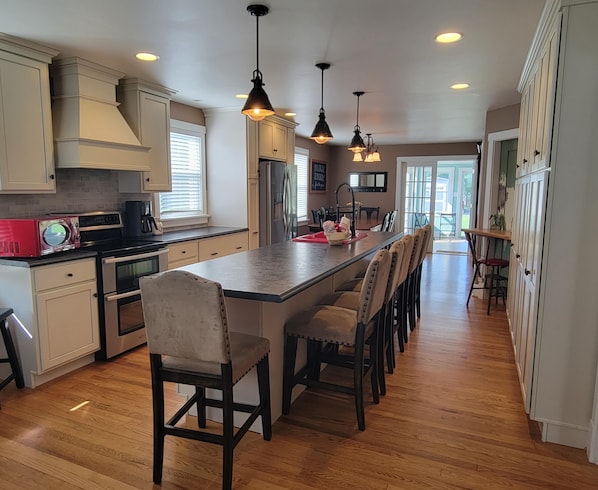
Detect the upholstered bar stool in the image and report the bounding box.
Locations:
[414,224,433,321]
[317,241,404,396]
[0,308,25,406]
[282,248,391,431]
[404,227,424,341]
[140,271,272,490]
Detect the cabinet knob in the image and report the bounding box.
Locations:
[93,293,98,298]
[534,150,540,156]
[523,158,528,164]
[181,250,186,254]
[236,246,242,250]
[67,273,73,277]
[525,269,531,275]
[146,177,151,182]
[49,174,55,180]
[211,252,218,256]
[253,231,258,234]
[516,254,521,259]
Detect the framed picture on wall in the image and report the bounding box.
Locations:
[310,160,327,193]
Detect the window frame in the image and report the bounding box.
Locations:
[154,119,208,229]
[294,146,309,223]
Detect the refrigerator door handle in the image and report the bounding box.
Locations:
[282,167,289,239]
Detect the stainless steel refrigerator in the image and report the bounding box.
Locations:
[259,160,297,246]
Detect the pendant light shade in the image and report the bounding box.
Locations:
[348,91,366,152]
[310,62,333,144]
[241,5,275,121]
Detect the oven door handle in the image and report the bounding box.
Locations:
[102,247,169,265]
[105,289,141,302]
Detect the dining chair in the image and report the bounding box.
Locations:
[282,248,391,430]
[139,270,272,490]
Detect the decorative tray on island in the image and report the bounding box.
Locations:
[293,231,367,245]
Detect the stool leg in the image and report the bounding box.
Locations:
[0,318,24,389]
[257,356,272,441]
[282,334,298,415]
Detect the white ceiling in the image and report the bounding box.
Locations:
[2,0,546,146]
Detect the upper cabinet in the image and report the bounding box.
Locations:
[517,20,559,176]
[117,78,177,192]
[0,34,59,193]
[258,116,296,163]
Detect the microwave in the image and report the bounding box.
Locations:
[0,216,80,257]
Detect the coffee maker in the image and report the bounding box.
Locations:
[124,200,158,237]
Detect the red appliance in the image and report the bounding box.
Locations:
[0,216,80,257]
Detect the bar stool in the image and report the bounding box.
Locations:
[282,248,391,431]
[0,308,25,401]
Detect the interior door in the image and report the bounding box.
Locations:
[401,163,436,238]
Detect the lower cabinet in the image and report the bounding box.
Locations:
[167,240,200,269]
[167,232,249,269]
[199,232,248,261]
[0,257,100,387]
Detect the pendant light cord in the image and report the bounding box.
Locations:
[320,67,324,110]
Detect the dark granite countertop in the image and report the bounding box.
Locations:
[144,226,248,245]
[179,231,402,303]
[0,249,98,268]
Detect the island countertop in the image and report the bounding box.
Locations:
[179,231,401,303]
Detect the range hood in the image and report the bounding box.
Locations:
[50,57,151,171]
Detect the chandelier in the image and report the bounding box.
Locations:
[352,133,381,162]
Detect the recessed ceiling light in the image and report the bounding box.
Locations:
[236,94,249,99]
[451,83,470,90]
[435,32,463,43]
[136,52,159,61]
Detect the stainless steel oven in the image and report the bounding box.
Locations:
[101,247,168,359]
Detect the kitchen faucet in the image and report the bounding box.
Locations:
[335,182,356,238]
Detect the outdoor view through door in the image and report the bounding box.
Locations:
[399,158,474,254]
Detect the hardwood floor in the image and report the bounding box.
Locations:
[1,253,598,489]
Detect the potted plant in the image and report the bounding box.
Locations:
[489,213,506,231]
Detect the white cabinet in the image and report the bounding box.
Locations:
[509,1,598,451]
[198,232,248,261]
[167,240,199,269]
[0,257,100,387]
[258,118,287,161]
[517,22,559,176]
[168,232,249,269]
[248,179,260,249]
[0,35,58,193]
[34,260,99,371]
[117,78,176,192]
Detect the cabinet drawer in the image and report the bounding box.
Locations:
[168,241,199,266]
[34,259,96,291]
[198,233,248,261]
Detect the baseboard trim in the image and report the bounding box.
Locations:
[588,418,598,463]
[538,419,589,449]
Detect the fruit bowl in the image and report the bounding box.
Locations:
[325,231,349,245]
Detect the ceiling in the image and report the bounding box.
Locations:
[2,0,546,146]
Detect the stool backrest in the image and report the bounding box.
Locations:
[397,234,415,285]
[386,239,406,301]
[140,270,231,364]
[358,248,391,325]
[408,228,424,274]
[417,224,433,266]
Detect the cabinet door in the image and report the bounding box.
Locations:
[198,233,248,261]
[36,280,100,371]
[0,53,55,193]
[248,178,260,249]
[139,92,171,192]
[167,240,199,269]
[259,119,287,161]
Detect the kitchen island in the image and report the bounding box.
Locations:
[177,231,401,430]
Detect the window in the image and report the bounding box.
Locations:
[295,147,309,222]
[156,120,207,227]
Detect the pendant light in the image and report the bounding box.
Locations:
[348,91,366,153]
[363,133,381,162]
[241,4,275,121]
[310,62,333,144]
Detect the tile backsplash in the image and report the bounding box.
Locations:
[0,168,150,218]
